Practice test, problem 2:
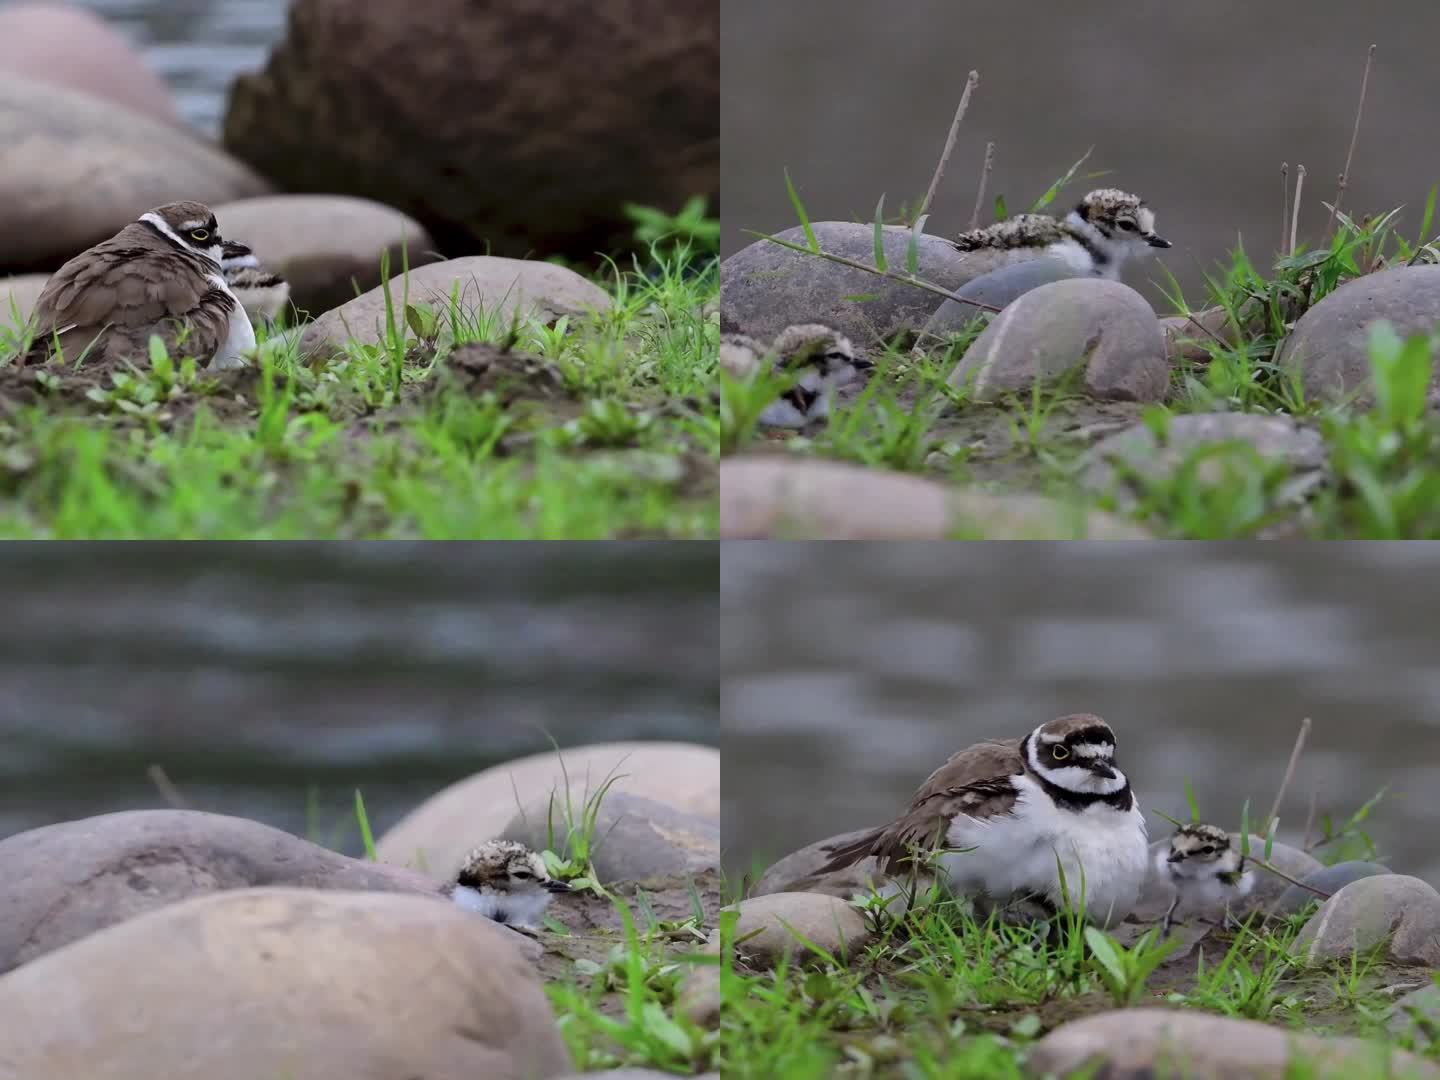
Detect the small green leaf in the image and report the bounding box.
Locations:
[784,168,818,252]
[873,193,888,273]
[1084,926,1126,985]
[1183,777,1201,823]
[994,194,1009,222]
[907,214,928,275]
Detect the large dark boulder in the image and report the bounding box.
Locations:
[222,0,718,262]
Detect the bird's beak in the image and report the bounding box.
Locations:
[1145,234,1172,248]
[1088,761,1117,780]
[223,240,253,258]
[1166,849,1184,863]
[543,879,573,893]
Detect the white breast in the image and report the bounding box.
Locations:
[206,272,256,370]
[939,773,1149,926]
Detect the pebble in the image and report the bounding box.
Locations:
[298,255,611,361]
[1029,1006,1439,1079]
[1272,861,1391,917]
[501,790,719,884]
[1388,983,1440,1040]
[0,887,572,1080]
[1292,874,1440,967]
[375,741,719,880]
[1277,265,1440,405]
[720,456,1151,539]
[947,278,1168,403]
[1081,411,1329,510]
[676,928,722,1027]
[721,221,1006,346]
[0,274,49,329]
[0,3,180,126]
[211,194,439,316]
[1160,305,1243,364]
[0,809,441,974]
[222,0,716,262]
[727,892,870,968]
[922,258,1084,338]
[0,76,270,274]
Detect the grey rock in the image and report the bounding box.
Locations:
[1028,1006,1440,1079]
[1277,265,1440,406]
[501,790,718,885]
[298,256,611,360]
[0,75,270,274]
[0,887,571,1080]
[676,928,722,1027]
[211,194,439,317]
[726,891,870,968]
[1273,861,1391,917]
[0,809,443,974]
[947,278,1168,403]
[0,273,49,329]
[1388,984,1440,1040]
[721,222,1026,347]
[1293,874,1440,966]
[720,456,1151,540]
[752,828,887,899]
[922,258,1083,339]
[1082,411,1329,510]
[223,0,715,262]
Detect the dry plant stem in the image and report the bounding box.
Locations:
[147,763,188,809]
[1289,164,1307,256]
[1327,43,1376,237]
[1254,855,1332,908]
[1265,715,1312,830]
[1302,789,1319,851]
[757,234,1003,313]
[969,141,996,230]
[918,70,979,222]
[1281,163,1290,254]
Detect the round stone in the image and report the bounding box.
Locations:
[922,258,1083,338]
[211,195,438,317]
[0,809,442,974]
[1272,861,1392,917]
[1030,1006,1438,1079]
[1081,411,1329,510]
[719,456,1151,539]
[947,278,1168,403]
[0,76,270,274]
[375,741,719,880]
[721,222,1016,346]
[1277,265,1440,405]
[1388,983,1440,1039]
[0,274,50,329]
[0,888,572,1080]
[726,892,870,968]
[222,0,716,262]
[1293,874,1440,966]
[500,790,719,884]
[0,3,180,126]
[298,255,612,361]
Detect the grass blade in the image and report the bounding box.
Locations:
[784,168,818,252]
[874,193,888,273]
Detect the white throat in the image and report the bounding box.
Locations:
[450,883,554,930]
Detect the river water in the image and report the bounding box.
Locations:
[722,543,1440,888]
[0,542,718,853]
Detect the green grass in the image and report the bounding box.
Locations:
[728,169,1440,538]
[0,210,718,538]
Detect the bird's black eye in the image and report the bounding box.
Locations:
[1052,745,1069,760]
[1117,220,1137,232]
[191,229,210,241]
[512,870,534,880]
[1196,845,1214,855]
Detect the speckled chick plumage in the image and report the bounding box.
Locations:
[448,839,569,930]
[721,324,871,429]
[1158,822,1254,935]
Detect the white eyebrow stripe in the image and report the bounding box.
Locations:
[179,219,209,232]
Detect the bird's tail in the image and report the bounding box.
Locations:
[812,828,885,875]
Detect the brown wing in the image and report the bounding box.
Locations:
[816,738,1025,875]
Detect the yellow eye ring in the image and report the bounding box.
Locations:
[191,229,210,240]
[1052,745,1069,760]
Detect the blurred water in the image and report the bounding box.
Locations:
[722,0,1440,305]
[721,543,1440,887]
[75,0,288,132]
[0,542,718,853]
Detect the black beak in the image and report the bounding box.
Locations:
[1167,849,1184,863]
[1146,235,1172,249]
[543,879,572,893]
[222,240,252,258]
[1088,761,1117,780]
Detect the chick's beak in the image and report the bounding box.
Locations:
[543,879,573,893]
[1145,234,1173,248]
[1167,849,1184,863]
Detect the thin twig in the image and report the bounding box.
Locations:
[969,141,996,230]
[1302,788,1319,851]
[1327,43,1376,237]
[918,70,979,222]
[147,764,188,809]
[1265,716,1311,831]
[1253,856,1331,899]
[1288,164,1307,255]
[1280,162,1290,254]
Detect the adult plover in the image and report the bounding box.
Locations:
[24,200,256,370]
[817,713,1149,926]
[445,839,572,932]
[720,324,871,429]
[220,240,290,326]
[950,188,1171,280]
[1156,822,1254,936]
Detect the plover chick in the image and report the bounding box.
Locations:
[220,240,290,326]
[445,839,571,931]
[1157,822,1254,936]
[762,323,871,428]
[817,713,1149,928]
[950,188,1171,280]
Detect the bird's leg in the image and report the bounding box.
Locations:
[1160,894,1180,939]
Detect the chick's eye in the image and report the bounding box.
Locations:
[1051,745,1069,760]
[512,870,533,879]
[1117,220,1137,232]
[191,229,210,241]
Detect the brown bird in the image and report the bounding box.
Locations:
[23,201,256,370]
